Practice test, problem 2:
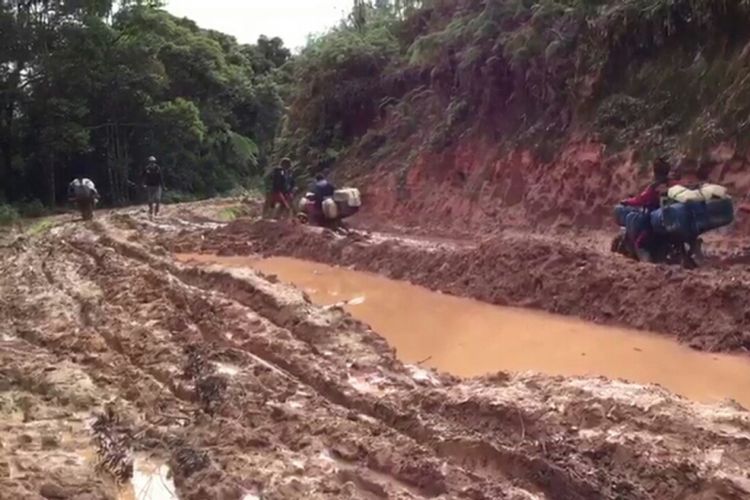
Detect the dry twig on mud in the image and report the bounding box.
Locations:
[91,403,134,484]
[182,344,228,415]
[171,442,211,479]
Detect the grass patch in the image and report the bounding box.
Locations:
[217,205,248,221]
[25,218,55,236]
[0,204,19,226]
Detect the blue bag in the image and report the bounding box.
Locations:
[614,204,641,227]
[695,198,734,233]
[650,203,695,238]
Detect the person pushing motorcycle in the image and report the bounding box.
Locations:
[68,175,100,221]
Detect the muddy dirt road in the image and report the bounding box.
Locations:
[2,201,750,499]
[175,218,750,354]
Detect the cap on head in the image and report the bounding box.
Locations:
[280,158,292,168]
[148,156,157,163]
[314,173,324,181]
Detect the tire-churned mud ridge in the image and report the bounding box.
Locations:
[1,205,749,500]
[175,218,750,354]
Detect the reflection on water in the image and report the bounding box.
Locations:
[176,253,750,408]
[214,362,240,376]
[120,455,177,500]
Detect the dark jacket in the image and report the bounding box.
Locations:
[314,179,335,200]
[144,163,163,187]
[285,172,296,194]
[270,167,286,193]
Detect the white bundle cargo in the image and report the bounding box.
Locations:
[668,183,731,203]
[333,188,362,208]
[299,193,314,211]
[322,198,339,219]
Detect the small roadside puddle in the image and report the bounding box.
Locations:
[120,455,177,500]
[176,253,750,408]
[213,361,241,377]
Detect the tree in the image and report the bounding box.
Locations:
[0,2,288,207]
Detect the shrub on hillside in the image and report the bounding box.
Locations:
[0,204,20,226]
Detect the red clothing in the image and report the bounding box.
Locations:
[266,191,290,210]
[622,182,661,210]
[622,180,675,210]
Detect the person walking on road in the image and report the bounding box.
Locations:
[68,175,100,221]
[265,158,294,218]
[143,156,164,218]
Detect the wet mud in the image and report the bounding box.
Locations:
[174,218,750,354]
[175,254,750,408]
[1,202,750,499]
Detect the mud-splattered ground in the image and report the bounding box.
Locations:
[2,201,750,500]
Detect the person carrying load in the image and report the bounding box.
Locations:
[68,175,100,221]
[142,156,164,218]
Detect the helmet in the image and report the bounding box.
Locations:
[148,156,156,163]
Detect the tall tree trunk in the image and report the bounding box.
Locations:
[114,123,128,205]
[45,155,56,206]
[106,124,116,204]
[0,115,12,199]
[0,66,21,201]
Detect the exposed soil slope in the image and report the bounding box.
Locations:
[1,202,749,499]
[289,1,750,235]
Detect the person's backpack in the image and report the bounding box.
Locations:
[70,179,96,198]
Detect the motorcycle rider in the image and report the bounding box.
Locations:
[143,156,164,218]
[68,174,100,221]
[618,157,672,262]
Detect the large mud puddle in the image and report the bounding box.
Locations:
[177,254,750,407]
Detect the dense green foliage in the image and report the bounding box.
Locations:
[1,0,288,209]
[279,0,750,169]
[4,0,750,215]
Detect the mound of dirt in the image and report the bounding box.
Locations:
[2,202,750,499]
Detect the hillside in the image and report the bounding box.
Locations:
[281,0,750,233]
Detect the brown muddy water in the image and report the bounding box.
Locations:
[176,254,750,408]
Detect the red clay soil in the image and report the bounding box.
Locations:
[174,218,750,354]
[3,204,750,499]
[341,136,750,237]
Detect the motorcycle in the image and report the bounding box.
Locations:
[297,187,362,229]
[611,195,733,268]
[610,226,703,268]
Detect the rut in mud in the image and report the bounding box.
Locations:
[1,202,750,500]
[175,254,750,409]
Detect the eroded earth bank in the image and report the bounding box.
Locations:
[2,201,750,500]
